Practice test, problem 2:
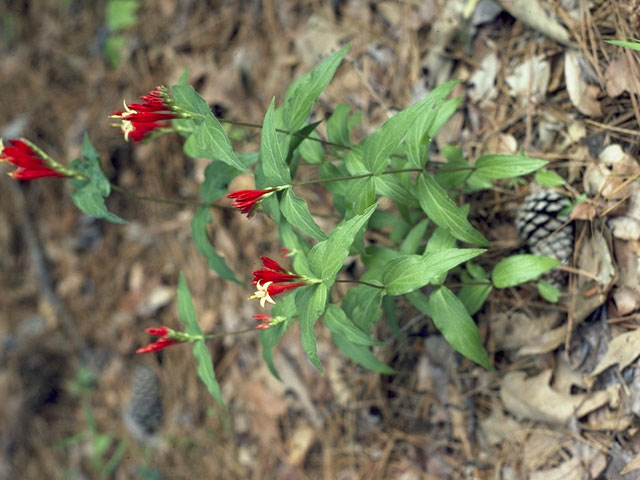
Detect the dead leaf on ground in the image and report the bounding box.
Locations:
[605,55,640,97]
[591,329,640,376]
[500,369,613,424]
[498,0,575,47]
[621,450,640,475]
[565,50,602,117]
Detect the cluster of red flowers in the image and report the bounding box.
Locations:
[111,86,177,142]
[0,139,68,180]
[250,256,307,308]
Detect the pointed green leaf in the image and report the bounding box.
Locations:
[192,207,241,283]
[458,283,492,316]
[323,304,383,346]
[177,272,202,335]
[184,116,248,172]
[280,188,327,241]
[260,98,292,186]
[428,286,490,369]
[400,219,429,254]
[285,120,323,165]
[364,80,459,174]
[417,172,489,246]
[435,146,473,189]
[308,203,377,282]
[170,84,211,116]
[326,103,353,147]
[259,322,287,381]
[472,154,546,180]
[282,44,350,132]
[70,135,125,224]
[535,169,566,187]
[332,331,395,374]
[383,248,485,296]
[298,284,328,371]
[193,339,225,408]
[537,280,560,302]
[492,254,559,288]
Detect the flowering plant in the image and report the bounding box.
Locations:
[4,45,558,407]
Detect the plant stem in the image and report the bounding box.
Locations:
[292,167,423,187]
[110,183,227,209]
[218,118,351,150]
[203,327,257,339]
[335,279,385,289]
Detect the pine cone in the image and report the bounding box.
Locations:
[124,365,163,440]
[516,189,574,285]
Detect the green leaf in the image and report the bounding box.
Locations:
[191,207,241,283]
[537,280,560,303]
[400,219,429,254]
[183,116,248,172]
[417,172,488,246]
[458,283,492,316]
[341,285,384,332]
[259,321,288,381]
[285,120,323,165]
[177,272,202,335]
[606,38,640,51]
[70,135,125,224]
[199,161,240,203]
[326,103,353,147]
[535,169,566,187]
[260,98,292,186]
[374,175,417,206]
[428,286,491,369]
[106,0,139,30]
[170,84,211,116]
[331,332,395,374]
[323,304,383,346]
[383,248,485,296]
[308,203,377,282]
[103,34,126,68]
[427,97,462,138]
[298,284,328,371]
[280,188,327,241]
[435,146,473,189]
[364,80,459,174]
[193,339,226,408]
[71,187,125,224]
[298,134,325,164]
[405,106,435,169]
[472,154,547,180]
[492,254,559,288]
[282,44,350,132]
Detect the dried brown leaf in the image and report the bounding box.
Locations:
[591,329,640,376]
[565,50,602,117]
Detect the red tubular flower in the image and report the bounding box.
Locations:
[253,313,272,330]
[111,86,177,142]
[136,326,180,354]
[227,188,277,217]
[253,313,287,330]
[0,139,67,180]
[252,256,300,284]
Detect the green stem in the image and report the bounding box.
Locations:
[110,184,227,209]
[218,118,351,150]
[334,279,385,289]
[203,327,257,339]
[291,167,423,187]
